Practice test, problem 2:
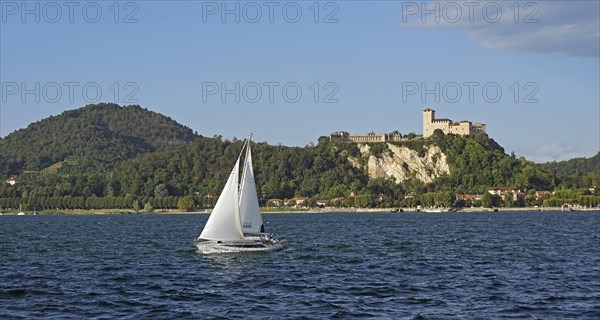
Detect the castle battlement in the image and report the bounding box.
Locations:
[330,131,402,143]
[422,108,486,137]
[329,108,486,143]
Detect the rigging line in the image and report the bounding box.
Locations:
[237,137,249,162]
[239,134,253,193]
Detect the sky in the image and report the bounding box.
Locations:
[1,0,599,163]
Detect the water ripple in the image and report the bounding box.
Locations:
[1,212,599,319]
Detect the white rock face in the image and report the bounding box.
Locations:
[349,144,450,184]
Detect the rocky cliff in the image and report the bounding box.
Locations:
[348,144,450,184]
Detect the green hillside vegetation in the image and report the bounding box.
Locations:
[0,104,597,211]
[540,152,600,188]
[427,130,554,193]
[0,103,198,176]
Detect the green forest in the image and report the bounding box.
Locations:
[1,104,598,211]
[0,103,197,175]
[540,153,600,188]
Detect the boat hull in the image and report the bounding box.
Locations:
[194,237,285,254]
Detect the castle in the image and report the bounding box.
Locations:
[330,131,402,143]
[422,108,486,137]
[329,108,486,142]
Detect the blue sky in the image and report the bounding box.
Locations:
[1,0,599,162]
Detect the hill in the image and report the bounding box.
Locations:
[2,104,594,211]
[341,131,554,195]
[0,103,199,176]
[20,129,552,201]
[540,152,600,188]
[109,137,370,200]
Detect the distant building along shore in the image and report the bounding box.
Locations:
[330,108,486,142]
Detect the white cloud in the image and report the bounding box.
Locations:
[529,142,581,162]
[401,1,600,58]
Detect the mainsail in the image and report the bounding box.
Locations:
[199,159,244,241]
[239,143,264,233]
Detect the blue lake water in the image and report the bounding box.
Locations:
[1,212,599,319]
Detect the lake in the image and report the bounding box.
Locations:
[1,212,599,319]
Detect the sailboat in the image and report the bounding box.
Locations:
[17,204,25,215]
[194,134,285,254]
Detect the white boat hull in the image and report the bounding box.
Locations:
[195,240,284,254]
[195,236,285,254]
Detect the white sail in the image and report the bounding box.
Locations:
[239,142,264,233]
[199,160,244,241]
[195,135,286,253]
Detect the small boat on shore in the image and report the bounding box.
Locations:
[194,134,285,254]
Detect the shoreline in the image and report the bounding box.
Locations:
[1,207,599,215]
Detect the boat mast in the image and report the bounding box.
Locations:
[239,133,251,194]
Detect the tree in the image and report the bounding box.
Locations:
[481,193,492,207]
[432,129,445,139]
[144,202,154,213]
[342,197,354,207]
[503,194,513,208]
[132,200,141,212]
[154,184,169,197]
[177,196,195,212]
[355,195,373,208]
[482,192,501,208]
[405,132,417,139]
[420,193,434,207]
[438,191,455,207]
[400,197,416,208]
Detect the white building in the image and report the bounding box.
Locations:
[422,108,486,138]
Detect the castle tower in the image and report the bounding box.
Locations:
[422,108,435,137]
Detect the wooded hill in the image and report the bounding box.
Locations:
[0,104,597,210]
[0,103,198,176]
[540,152,600,189]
